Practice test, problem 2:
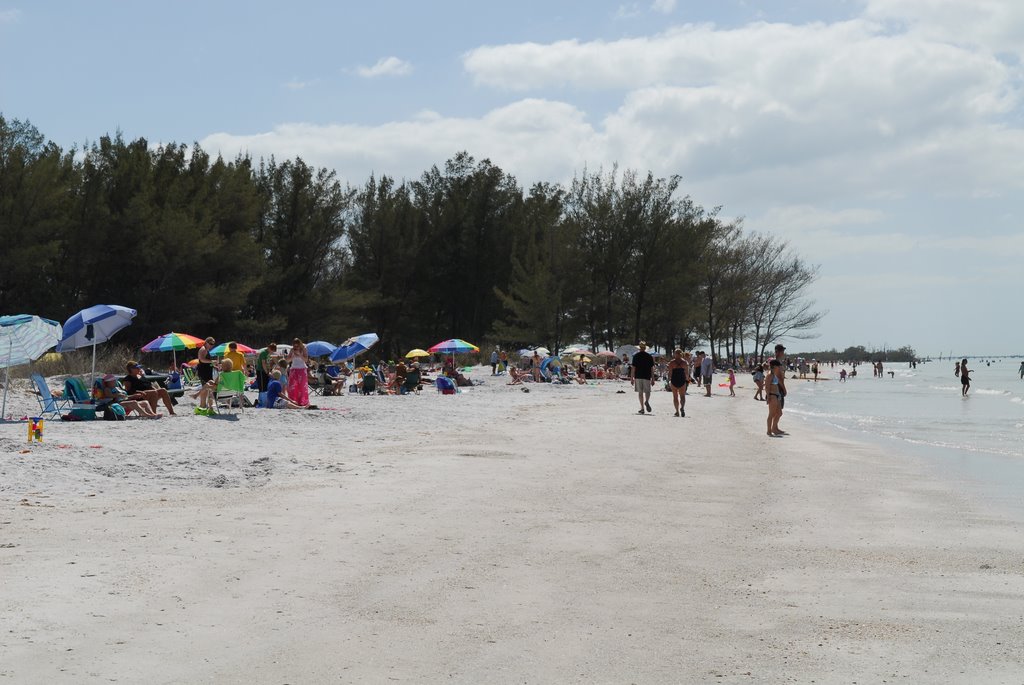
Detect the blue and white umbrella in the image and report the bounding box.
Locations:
[0,314,62,420]
[305,340,337,358]
[57,304,137,381]
[330,333,379,362]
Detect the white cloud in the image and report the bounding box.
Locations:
[201,99,595,186]
[864,0,1024,56]
[355,56,412,78]
[651,0,676,14]
[0,9,20,23]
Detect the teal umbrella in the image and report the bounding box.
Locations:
[1,314,62,420]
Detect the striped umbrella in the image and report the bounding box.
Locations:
[141,332,205,368]
[56,304,137,382]
[428,338,479,370]
[209,342,258,356]
[330,333,379,362]
[0,314,62,420]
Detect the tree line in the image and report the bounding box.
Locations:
[0,114,823,362]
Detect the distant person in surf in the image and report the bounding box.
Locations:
[959,359,971,396]
[1019,360,1023,379]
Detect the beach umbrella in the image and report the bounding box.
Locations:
[429,338,479,354]
[141,332,205,369]
[0,314,62,420]
[331,333,379,362]
[56,304,137,382]
[405,348,430,358]
[561,345,595,357]
[209,342,257,356]
[305,340,337,357]
[596,350,618,358]
[614,344,639,360]
[428,338,479,369]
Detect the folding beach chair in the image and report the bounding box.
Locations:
[214,370,246,414]
[31,373,73,419]
[62,377,98,420]
[180,365,200,388]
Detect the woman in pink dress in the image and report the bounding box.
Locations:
[287,338,310,406]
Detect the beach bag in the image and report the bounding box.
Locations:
[70,405,97,421]
[103,403,126,421]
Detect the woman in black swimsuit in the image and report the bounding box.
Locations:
[960,358,970,396]
[668,349,689,417]
[196,337,216,385]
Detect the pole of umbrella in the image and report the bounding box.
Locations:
[91,341,97,386]
[1,362,8,421]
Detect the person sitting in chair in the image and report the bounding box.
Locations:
[360,369,377,395]
[123,361,177,415]
[394,360,409,394]
[93,374,160,418]
[404,362,422,394]
[194,359,234,411]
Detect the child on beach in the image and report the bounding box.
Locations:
[727,368,736,397]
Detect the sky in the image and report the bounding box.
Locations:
[2,1,1021,356]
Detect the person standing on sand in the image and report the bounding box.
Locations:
[195,337,216,387]
[727,368,737,397]
[631,341,655,414]
[288,339,310,406]
[256,343,277,392]
[752,363,766,400]
[766,343,788,437]
[699,350,714,397]
[960,358,971,396]
[490,347,499,375]
[667,349,689,417]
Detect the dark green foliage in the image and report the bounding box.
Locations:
[0,115,822,360]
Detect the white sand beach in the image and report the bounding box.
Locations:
[1,372,1023,683]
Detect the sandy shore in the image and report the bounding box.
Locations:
[1,372,1023,683]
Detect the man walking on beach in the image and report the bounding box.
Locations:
[490,347,499,375]
[699,351,714,397]
[631,341,655,414]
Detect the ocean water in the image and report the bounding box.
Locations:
[782,358,1024,511]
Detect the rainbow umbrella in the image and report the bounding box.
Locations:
[210,342,257,356]
[428,338,479,370]
[141,332,205,368]
[428,338,479,354]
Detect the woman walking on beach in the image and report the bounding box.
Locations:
[288,338,310,406]
[667,349,689,417]
[752,363,766,400]
[766,344,787,437]
[959,358,971,396]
